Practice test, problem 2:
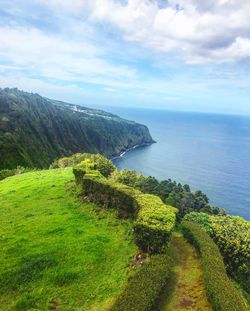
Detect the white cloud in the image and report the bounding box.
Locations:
[0,26,136,87]
[88,0,250,64]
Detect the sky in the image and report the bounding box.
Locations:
[1,0,250,114]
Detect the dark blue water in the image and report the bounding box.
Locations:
[106,107,250,220]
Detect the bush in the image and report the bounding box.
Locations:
[51,153,116,177]
[183,212,212,234]
[210,216,250,292]
[184,212,250,292]
[79,176,138,219]
[0,166,34,181]
[73,159,177,253]
[110,168,224,216]
[181,221,247,311]
[134,193,176,253]
[110,254,171,311]
[0,169,14,181]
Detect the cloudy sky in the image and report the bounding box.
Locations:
[1,0,250,114]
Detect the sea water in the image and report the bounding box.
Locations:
[107,107,250,220]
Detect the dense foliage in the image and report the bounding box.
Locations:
[184,212,250,292]
[0,166,35,181]
[0,88,154,169]
[110,254,171,311]
[111,169,225,216]
[73,158,177,253]
[51,153,116,177]
[134,193,176,253]
[182,221,247,311]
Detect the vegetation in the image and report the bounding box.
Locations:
[1,151,249,310]
[181,221,248,311]
[110,168,225,216]
[0,166,35,181]
[0,88,154,169]
[134,193,176,253]
[0,168,136,310]
[184,212,250,293]
[51,153,116,177]
[158,231,212,311]
[110,254,171,311]
[73,158,177,253]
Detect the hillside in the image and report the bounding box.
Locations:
[0,168,136,310]
[0,88,154,169]
[1,154,249,311]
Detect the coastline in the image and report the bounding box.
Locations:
[110,142,154,161]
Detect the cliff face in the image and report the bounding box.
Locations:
[0,88,154,169]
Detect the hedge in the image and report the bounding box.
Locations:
[181,221,247,311]
[133,193,176,253]
[184,212,250,292]
[110,254,171,311]
[73,159,177,253]
[51,153,116,177]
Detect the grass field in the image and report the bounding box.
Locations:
[0,168,136,310]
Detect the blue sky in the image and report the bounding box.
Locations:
[1,0,250,114]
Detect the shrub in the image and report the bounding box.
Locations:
[110,254,171,311]
[73,159,177,253]
[0,169,14,181]
[0,166,34,181]
[210,216,250,292]
[110,168,224,216]
[181,221,247,311]
[184,212,250,292]
[51,153,116,177]
[183,212,212,234]
[79,176,138,219]
[134,193,177,253]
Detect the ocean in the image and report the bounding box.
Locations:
[105,106,250,220]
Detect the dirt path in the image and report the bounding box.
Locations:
[158,232,212,311]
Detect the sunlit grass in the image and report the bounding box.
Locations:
[0,168,136,310]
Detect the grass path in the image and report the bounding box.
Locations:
[158,232,212,311]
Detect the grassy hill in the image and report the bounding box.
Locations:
[0,168,136,310]
[0,88,154,169]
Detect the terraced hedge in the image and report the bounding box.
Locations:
[184,212,250,292]
[110,254,171,311]
[181,221,247,311]
[73,159,177,253]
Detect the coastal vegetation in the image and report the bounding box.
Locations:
[73,156,177,253]
[0,152,249,310]
[0,88,153,169]
[182,221,247,311]
[184,212,250,295]
[110,168,225,216]
[71,153,248,310]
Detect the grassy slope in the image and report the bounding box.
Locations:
[0,168,136,310]
[158,232,212,311]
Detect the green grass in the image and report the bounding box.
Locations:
[158,232,212,311]
[0,168,136,310]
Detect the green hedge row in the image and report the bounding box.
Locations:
[51,153,116,177]
[184,212,250,293]
[181,221,247,311]
[73,159,177,253]
[110,254,170,311]
[134,192,176,253]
